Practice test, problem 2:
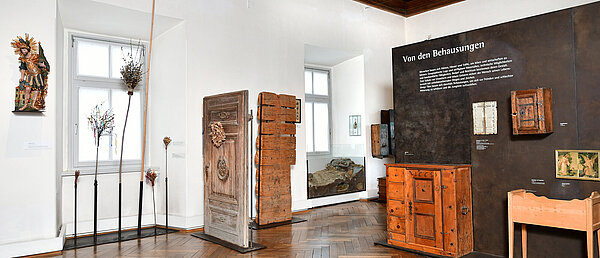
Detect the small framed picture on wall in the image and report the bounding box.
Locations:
[349,115,361,136]
[295,99,301,123]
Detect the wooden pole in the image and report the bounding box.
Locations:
[138,0,156,235]
[118,94,132,240]
[165,145,168,232]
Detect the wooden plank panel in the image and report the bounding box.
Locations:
[279,94,296,108]
[257,92,298,225]
[258,92,279,105]
[257,135,296,150]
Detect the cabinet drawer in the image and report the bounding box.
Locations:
[389,231,406,242]
[388,200,405,217]
[388,215,406,234]
[388,182,404,200]
[387,167,404,182]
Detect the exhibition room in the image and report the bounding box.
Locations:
[1,0,600,257]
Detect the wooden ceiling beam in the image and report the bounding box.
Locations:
[353,0,464,17]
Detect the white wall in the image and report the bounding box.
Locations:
[0,0,63,256]
[142,0,405,226]
[331,55,366,156]
[405,0,600,44]
[148,21,193,228]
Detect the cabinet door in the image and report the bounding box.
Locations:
[511,89,541,134]
[405,169,444,249]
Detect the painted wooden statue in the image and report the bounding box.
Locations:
[11,33,50,111]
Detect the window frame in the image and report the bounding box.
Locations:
[304,67,332,156]
[68,33,147,175]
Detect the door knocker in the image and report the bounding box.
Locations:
[209,122,226,148]
[217,156,229,181]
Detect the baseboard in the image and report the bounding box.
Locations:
[292,199,312,212]
[1,225,65,258]
[365,189,379,198]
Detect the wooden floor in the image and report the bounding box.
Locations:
[55,201,427,258]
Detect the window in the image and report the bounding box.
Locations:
[69,35,145,173]
[305,68,331,154]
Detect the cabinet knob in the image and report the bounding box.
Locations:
[461,206,470,215]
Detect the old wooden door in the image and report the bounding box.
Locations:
[405,169,443,250]
[203,90,249,247]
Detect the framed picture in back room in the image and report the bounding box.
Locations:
[349,115,361,136]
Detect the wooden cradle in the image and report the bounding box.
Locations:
[508,189,600,258]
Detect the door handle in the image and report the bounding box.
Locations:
[408,201,412,215]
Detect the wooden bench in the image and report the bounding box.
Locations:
[508,189,600,258]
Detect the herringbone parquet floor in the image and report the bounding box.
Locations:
[55,201,426,258]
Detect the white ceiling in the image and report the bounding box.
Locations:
[58,0,183,41]
[304,44,362,67]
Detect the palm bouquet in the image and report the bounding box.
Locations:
[87,103,114,243]
[117,42,145,239]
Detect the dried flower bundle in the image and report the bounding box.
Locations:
[146,169,158,186]
[120,43,144,95]
[87,104,115,146]
[163,136,172,149]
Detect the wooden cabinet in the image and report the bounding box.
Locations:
[385,164,473,257]
[511,88,553,135]
[378,177,387,202]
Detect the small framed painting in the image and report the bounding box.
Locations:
[556,150,600,181]
[295,99,301,123]
[349,115,361,136]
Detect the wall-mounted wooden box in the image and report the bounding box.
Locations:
[511,88,553,135]
[371,124,389,158]
[385,163,473,257]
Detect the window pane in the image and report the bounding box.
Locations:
[305,102,314,152]
[78,41,109,77]
[305,71,312,94]
[111,89,142,160]
[314,102,329,152]
[313,71,328,96]
[79,87,110,162]
[111,45,142,79]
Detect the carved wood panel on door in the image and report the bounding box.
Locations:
[203,90,249,248]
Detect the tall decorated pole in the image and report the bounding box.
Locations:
[139,0,156,235]
[163,137,171,232]
[118,43,144,240]
[145,169,158,236]
[87,104,114,243]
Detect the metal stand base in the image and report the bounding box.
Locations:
[249,217,307,230]
[64,227,178,250]
[191,232,266,253]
